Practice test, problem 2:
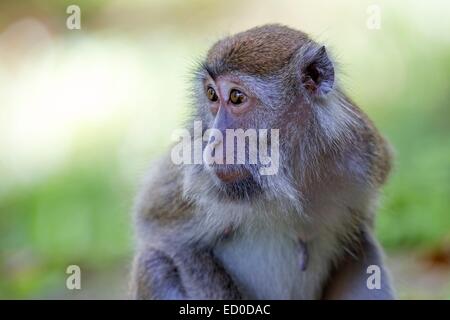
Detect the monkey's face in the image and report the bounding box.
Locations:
[190,25,336,201]
[193,69,294,203]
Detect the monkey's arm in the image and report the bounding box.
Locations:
[322,230,395,300]
[130,156,241,300]
[131,246,241,299]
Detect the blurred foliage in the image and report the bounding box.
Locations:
[371,27,450,248]
[0,142,133,298]
[0,0,449,299]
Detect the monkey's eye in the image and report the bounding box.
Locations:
[206,87,218,102]
[229,89,246,105]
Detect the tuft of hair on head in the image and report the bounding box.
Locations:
[205,24,309,77]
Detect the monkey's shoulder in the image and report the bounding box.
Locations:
[369,133,393,186]
[345,97,394,187]
[361,121,393,187]
[134,154,194,226]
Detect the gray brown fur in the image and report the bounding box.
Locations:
[130,24,394,300]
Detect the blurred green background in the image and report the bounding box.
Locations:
[0,0,449,299]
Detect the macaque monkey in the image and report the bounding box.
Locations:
[130,24,394,299]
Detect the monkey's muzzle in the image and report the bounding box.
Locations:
[213,166,251,183]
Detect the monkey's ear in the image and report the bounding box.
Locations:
[300,45,335,96]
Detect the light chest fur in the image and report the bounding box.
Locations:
[212,207,340,300]
[190,176,372,300]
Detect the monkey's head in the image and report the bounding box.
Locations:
[187,24,349,205]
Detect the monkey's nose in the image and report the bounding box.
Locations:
[203,134,225,165]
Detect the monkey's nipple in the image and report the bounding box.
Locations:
[298,239,309,271]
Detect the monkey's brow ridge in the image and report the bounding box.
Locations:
[199,61,218,80]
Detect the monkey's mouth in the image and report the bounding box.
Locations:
[213,166,251,183]
[208,165,262,200]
